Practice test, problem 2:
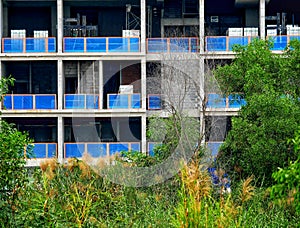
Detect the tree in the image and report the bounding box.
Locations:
[0,77,32,225]
[214,39,300,187]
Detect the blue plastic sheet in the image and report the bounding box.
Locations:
[35,95,56,109]
[206,37,227,51]
[131,94,141,108]
[3,39,23,53]
[148,95,161,109]
[109,143,129,156]
[87,144,107,157]
[65,143,85,158]
[206,94,226,108]
[86,38,106,52]
[108,94,129,109]
[228,94,246,108]
[147,38,168,53]
[14,95,33,109]
[64,38,85,52]
[65,94,85,109]
[228,37,250,50]
[269,36,288,51]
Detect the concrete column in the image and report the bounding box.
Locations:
[199,0,205,54]
[199,56,205,145]
[57,59,63,110]
[99,60,103,109]
[140,0,146,53]
[141,115,147,153]
[259,0,266,39]
[141,58,146,110]
[57,116,64,163]
[57,0,63,53]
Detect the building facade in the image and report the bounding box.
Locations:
[0,0,299,166]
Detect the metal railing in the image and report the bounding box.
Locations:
[64,94,100,109]
[107,93,141,109]
[2,94,56,110]
[63,37,140,53]
[2,37,56,53]
[64,142,141,158]
[147,37,199,53]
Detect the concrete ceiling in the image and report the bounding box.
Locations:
[235,0,271,8]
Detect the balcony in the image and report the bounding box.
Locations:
[2,37,56,53]
[65,94,100,109]
[147,38,198,53]
[64,142,141,158]
[107,93,140,109]
[206,93,246,108]
[63,37,140,53]
[3,94,56,110]
[26,143,57,159]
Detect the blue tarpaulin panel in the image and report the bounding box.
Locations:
[108,94,129,109]
[169,38,189,52]
[36,95,56,109]
[26,39,46,52]
[206,37,227,51]
[228,94,246,108]
[3,39,23,53]
[86,38,106,52]
[3,95,12,109]
[269,36,288,51]
[206,94,226,108]
[48,144,57,158]
[109,143,129,156]
[86,95,99,109]
[32,144,47,158]
[148,142,162,157]
[229,37,250,50]
[48,38,56,52]
[87,144,107,157]
[147,38,168,53]
[207,142,223,156]
[108,38,127,52]
[65,95,85,109]
[148,95,161,109]
[129,38,140,52]
[64,38,84,52]
[131,143,140,152]
[14,95,33,109]
[65,143,85,158]
[131,94,141,108]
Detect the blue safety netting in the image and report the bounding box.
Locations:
[87,144,107,157]
[148,95,161,109]
[108,94,129,109]
[64,38,85,52]
[228,94,246,108]
[131,94,141,108]
[35,95,56,109]
[207,142,223,157]
[109,143,129,156]
[32,143,57,158]
[269,36,288,51]
[3,95,12,109]
[13,95,33,109]
[86,95,99,109]
[147,38,168,53]
[3,39,23,53]
[65,94,85,109]
[86,38,106,52]
[206,37,227,51]
[65,143,85,158]
[128,38,140,52]
[228,37,250,50]
[206,94,226,108]
[131,143,140,152]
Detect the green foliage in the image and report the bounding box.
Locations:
[270,128,300,215]
[0,76,32,226]
[215,39,300,187]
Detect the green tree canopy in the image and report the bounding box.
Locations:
[215,39,300,187]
